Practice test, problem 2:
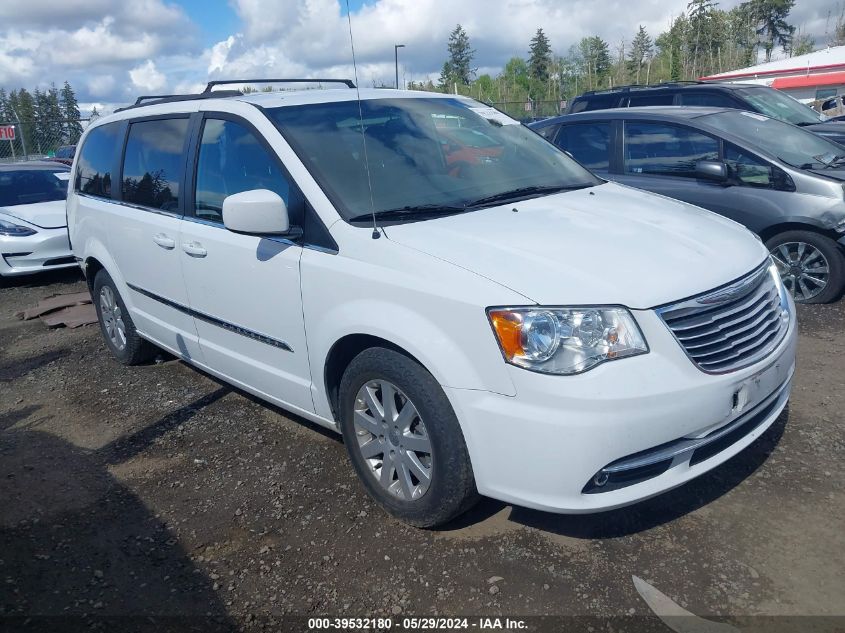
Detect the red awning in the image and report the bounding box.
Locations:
[771,72,845,89]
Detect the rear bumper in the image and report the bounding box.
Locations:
[0,227,75,277]
[445,307,797,514]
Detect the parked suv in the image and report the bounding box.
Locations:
[68,82,796,526]
[531,107,845,303]
[567,82,845,146]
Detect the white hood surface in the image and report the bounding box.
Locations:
[0,199,67,229]
[384,182,768,309]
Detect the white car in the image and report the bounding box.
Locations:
[67,84,797,527]
[0,162,75,278]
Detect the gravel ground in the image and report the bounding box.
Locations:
[0,269,843,632]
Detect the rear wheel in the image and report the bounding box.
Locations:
[766,230,845,304]
[338,347,478,527]
[92,270,156,365]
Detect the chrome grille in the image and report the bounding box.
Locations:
[657,261,790,374]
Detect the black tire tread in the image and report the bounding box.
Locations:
[92,270,156,365]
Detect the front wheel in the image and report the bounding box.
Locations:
[338,347,478,527]
[766,230,845,304]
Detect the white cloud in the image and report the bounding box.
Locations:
[129,60,167,92]
[0,0,836,108]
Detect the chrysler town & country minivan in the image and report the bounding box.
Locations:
[67,82,796,526]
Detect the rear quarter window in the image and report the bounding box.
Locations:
[75,123,122,198]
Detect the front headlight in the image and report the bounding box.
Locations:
[487,306,648,375]
[0,217,36,237]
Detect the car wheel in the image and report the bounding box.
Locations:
[338,347,479,527]
[766,230,845,304]
[92,269,156,365]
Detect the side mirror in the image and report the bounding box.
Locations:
[695,160,729,184]
[222,189,300,237]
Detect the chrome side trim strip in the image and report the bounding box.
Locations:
[126,283,293,353]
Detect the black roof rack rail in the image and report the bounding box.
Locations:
[203,78,356,92]
[114,90,244,113]
[579,79,715,97]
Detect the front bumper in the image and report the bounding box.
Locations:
[446,306,797,514]
[0,226,75,277]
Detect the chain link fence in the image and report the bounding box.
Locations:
[0,119,89,164]
[490,100,567,121]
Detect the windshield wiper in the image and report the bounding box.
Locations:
[348,204,467,223]
[464,184,595,209]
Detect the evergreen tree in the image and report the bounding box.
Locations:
[579,36,611,89]
[445,25,475,86]
[60,81,83,143]
[627,26,654,83]
[751,0,796,61]
[528,28,553,83]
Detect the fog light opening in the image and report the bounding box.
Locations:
[593,471,610,487]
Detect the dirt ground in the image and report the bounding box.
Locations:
[1,269,843,632]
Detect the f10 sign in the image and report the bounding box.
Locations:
[0,126,15,141]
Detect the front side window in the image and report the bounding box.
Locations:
[703,110,844,170]
[269,97,600,222]
[555,123,611,171]
[121,118,189,211]
[724,144,774,187]
[75,122,121,197]
[194,118,303,224]
[737,87,822,125]
[0,169,69,206]
[624,121,719,177]
[816,88,838,101]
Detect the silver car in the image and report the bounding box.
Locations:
[0,162,75,278]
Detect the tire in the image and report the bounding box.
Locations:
[338,347,478,527]
[766,230,845,304]
[92,269,156,365]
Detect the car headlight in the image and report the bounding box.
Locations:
[0,216,36,237]
[488,306,648,375]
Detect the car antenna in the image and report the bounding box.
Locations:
[345,0,380,239]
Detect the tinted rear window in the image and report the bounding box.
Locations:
[76,123,121,198]
[121,118,189,212]
[570,94,619,113]
[626,93,675,106]
[0,169,69,206]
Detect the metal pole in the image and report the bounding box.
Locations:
[9,105,27,160]
[394,44,405,89]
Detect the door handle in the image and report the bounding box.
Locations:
[182,241,207,257]
[152,233,175,249]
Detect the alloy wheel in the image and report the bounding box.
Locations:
[353,380,433,501]
[99,285,127,350]
[769,241,830,302]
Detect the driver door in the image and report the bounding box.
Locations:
[179,114,314,414]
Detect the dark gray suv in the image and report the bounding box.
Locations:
[531,107,845,303]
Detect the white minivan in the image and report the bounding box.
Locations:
[68,82,797,527]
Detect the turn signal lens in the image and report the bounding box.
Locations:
[489,310,524,360]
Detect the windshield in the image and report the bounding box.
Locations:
[0,169,69,207]
[704,110,843,168]
[736,87,822,125]
[268,97,600,221]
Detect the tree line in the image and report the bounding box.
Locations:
[410,0,819,113]
[0,82,86,158]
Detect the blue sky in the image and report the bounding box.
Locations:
[0,0,834,112]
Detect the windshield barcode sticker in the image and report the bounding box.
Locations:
[467,107,520,126]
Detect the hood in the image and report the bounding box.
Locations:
[805,121,845,144]
[383,182,768,309]
[0,199,67,229]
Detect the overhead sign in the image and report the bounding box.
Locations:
[0,126,15,141]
